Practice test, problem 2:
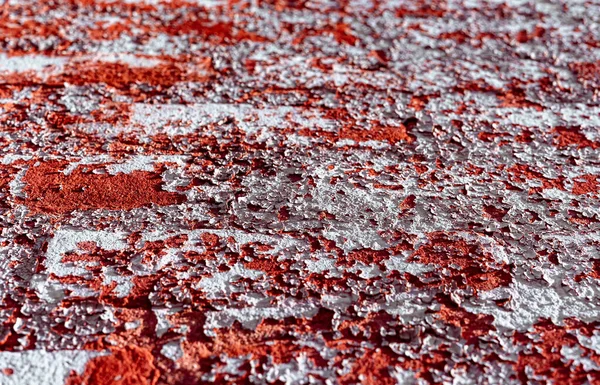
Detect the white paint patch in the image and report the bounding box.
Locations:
[304,255,337,274]
[161,339,184,362]
[82,53,164,68]
[384,255,434,275]
[131,103,334,136]
[0,155,32,164]
[154,308,175,338]
[103,267,134,298]
[0,54,67,73]
[45,230,128,277]
[0,349,102,385]
[141,229,302,254]
[205,301,319,330]
[106,155,189,175]
[8,169,27,199]
[466,279,600,330]
[51,155,188,176]
[196,263,264,299]
[29,275,66,305]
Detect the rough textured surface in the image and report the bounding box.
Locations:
[1,0,600,384]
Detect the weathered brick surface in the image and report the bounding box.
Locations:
[1,1,600,384]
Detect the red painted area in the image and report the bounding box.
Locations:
[66,346,159,385]
[51,61,212,89]
[21,161,185,214]
[514,320,600,385]
[553,127,599,149]
[572,174,599,195]
[437,303,496,340]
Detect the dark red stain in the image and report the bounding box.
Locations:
[553,126,599,149]
[299,108,416,145]
[407,232,512,292]
[437,300,496,340]
[515,26,546,43]
[21,160,185,214]
[50,60,213,90]
[400,195,416,210]
[1,368,13,376]
[292,23,358,46]
[395,1,447,18]
[339,348,398,385]
[167,19,268,44]
[570,61,600,88]
[483,205,509,221]
[498,83,543,111]
[513,320,600,385]
[572,175,599,195]
[508,164,565,193]
[337,248,390,267]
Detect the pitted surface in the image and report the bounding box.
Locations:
[1,1,600,384]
